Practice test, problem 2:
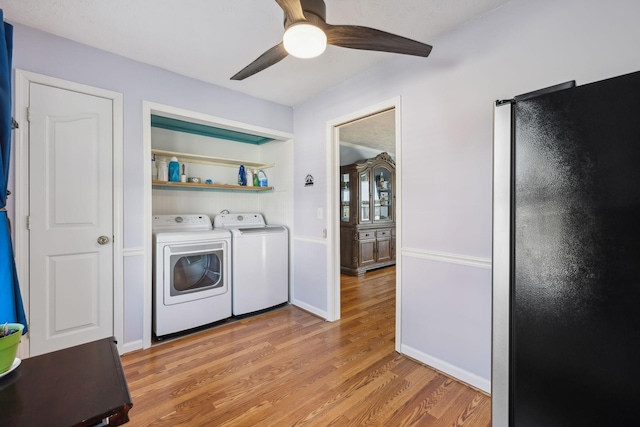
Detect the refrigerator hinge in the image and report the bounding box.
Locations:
[27,107,32,122]
[495,99,514,106]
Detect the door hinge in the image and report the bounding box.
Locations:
[27,215,31,230]
[27,107,31,122]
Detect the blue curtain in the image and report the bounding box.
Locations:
[0,10,27,333]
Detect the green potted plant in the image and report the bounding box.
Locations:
[0,323,24,374]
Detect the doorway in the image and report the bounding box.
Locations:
[327,97,402,351]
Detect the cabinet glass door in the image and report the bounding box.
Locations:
[340,173,350,222]
[360,172,370,222]
[374,166,392,221]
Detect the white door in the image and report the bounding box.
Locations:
[28,82,114,356]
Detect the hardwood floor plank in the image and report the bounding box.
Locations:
[121,266,491,426]
[361,360,439,425]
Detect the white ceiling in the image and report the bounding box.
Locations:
[1,0,511,107]
[339,109,396,163]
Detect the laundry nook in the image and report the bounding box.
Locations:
[150,108,293,339]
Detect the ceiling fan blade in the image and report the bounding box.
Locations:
[231,43,289,80]
[275,0,307,25]
[324,24,432,58]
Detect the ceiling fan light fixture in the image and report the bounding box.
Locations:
[283,23,327,59]
[230,0,433,80]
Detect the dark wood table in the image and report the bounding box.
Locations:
[0,337,133,426]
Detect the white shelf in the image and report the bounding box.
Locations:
[152,180,273,192]
[152,149,274,169]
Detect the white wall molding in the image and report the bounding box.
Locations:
[400,344,491,393]
[123,247,145,257]
[402,248,491,270]
[292,235,327,245]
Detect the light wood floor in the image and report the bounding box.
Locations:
[121,266,491,426]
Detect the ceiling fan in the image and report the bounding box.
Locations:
[231,0,433,80]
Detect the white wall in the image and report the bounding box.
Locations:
[292,0,640,391]
[9,23,293,348]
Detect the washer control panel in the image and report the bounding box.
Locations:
[213,213,265,228]
[152,214,213,232]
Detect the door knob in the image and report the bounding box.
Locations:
[97,235,110,245]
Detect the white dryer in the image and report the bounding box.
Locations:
[153,214,231,337]
[213,213,289,316]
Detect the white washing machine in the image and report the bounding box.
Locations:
[213,213,289,316]
[153,214,231,337]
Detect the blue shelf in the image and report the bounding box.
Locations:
[151,115,274,145]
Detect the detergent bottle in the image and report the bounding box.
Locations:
[257,170,268,187]
[168,157,180,182]
[238,165,246,186]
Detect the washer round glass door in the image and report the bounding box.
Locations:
[163,241,228,305]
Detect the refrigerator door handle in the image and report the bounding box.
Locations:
[491,100,512,427]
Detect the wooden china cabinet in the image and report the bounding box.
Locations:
[340,152,396,276]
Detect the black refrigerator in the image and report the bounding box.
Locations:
[492,70,640,426]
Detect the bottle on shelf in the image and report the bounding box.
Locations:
[168,157,180,182]
[246,169,254,187]
[151,153,157,180]
[257,170,268,187]
[157,157,168,181]
[238,165,246,186]
[253,170,259,187]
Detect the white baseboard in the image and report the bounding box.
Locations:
[290,299,328,320]
[121,339,143,355]
[400,344,491,393]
